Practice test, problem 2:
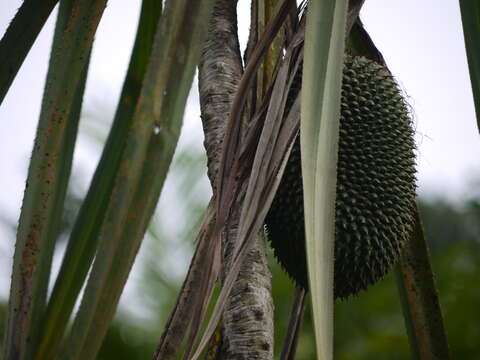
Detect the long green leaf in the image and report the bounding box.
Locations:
[32,1,162,359]
[459,0,480,132]
[58,1,214,358]
[3,1,105,359]
[0,0,58,105]
[300,1,348,359]
[395,204,451,359]
[27,3,92,356]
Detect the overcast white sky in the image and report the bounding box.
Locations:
[0,1,479,298]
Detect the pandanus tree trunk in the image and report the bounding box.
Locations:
[198,0,274,358]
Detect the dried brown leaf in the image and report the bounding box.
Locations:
[280,285,307,360]
[191,20,305,359]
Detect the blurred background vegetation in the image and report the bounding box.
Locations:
[0,104,478,359]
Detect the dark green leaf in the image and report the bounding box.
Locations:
[0,0,58,105]
[3,0,104,358]
[459,0,480,132]
[58,0,215,358]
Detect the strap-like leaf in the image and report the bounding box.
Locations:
[58,0,215,358]
[3,1,105,358]
[34,1,162,358]
[395,204,451,359]
[280,285,307,360]
[300,1,348,359]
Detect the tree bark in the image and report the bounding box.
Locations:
[198,1,274,359]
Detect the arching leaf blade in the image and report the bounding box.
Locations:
[0,0,59,105]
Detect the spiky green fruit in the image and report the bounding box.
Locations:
[265,55,417,299]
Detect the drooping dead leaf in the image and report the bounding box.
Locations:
[192,18,306,359]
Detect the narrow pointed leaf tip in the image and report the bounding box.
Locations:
[459,0,480,132]
[0,0,58,104]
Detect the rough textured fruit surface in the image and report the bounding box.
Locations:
[265,55,417,299]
